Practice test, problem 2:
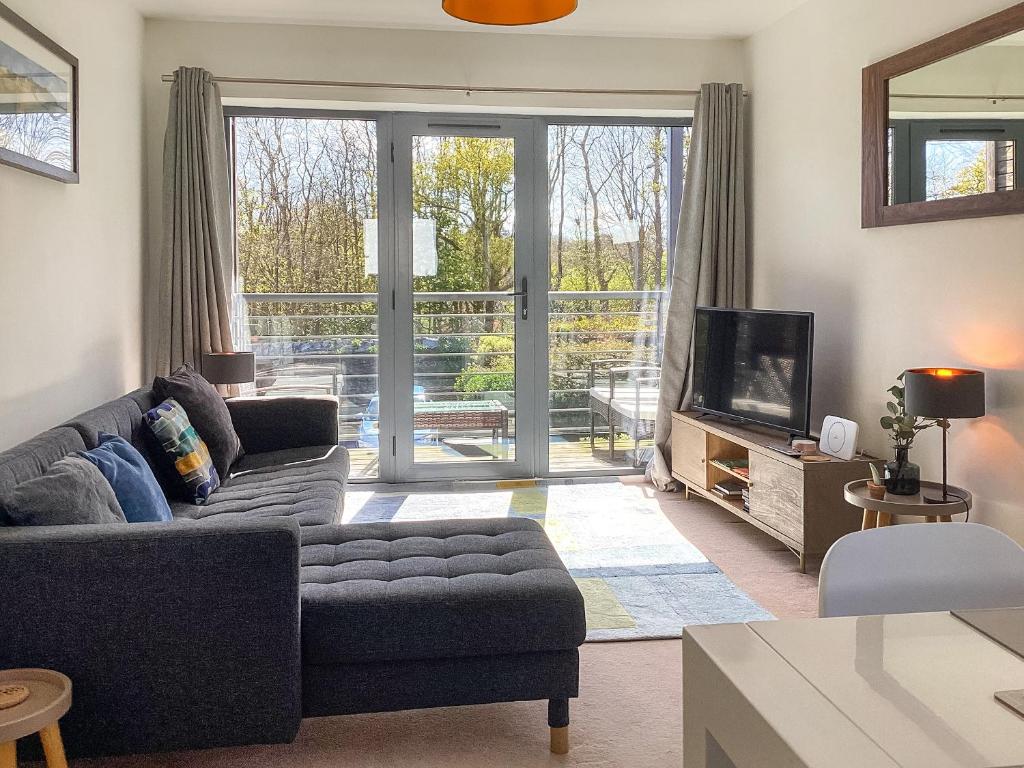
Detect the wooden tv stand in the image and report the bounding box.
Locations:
[671,412,872,572]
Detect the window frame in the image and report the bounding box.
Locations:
[890,118,1024,205]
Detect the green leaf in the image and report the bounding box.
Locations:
[880,416,895,429]
[886,402,898,415]
[897,372,906,381]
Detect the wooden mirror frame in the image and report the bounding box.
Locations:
[862,3,1024,228]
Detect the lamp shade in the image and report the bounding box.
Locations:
[201,352,255,385]
[903,367,985,419]
[442,0,577,25]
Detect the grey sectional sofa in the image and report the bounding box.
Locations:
[0,386,586,758]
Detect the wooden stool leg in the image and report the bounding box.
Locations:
[939,515,953,523]
[39,723,68,768]
[862,510,878,530]
[877,511,893,527]
[0,741,16,768]
[926,515,939,523]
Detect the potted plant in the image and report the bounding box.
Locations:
[879,373,944,495]
[866,463,887,500]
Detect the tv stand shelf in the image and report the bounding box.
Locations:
[671,411,873,572]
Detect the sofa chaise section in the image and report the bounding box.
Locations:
[299,518,587,750]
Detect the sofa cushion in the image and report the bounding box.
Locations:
[299,518,587,665]
[78,434,172,523]
[230,444,350,480]
[170,445,347,527]
[143,399,220,504]
[154,365,243,479]
[0,427,87,525]
[2,455,127,526]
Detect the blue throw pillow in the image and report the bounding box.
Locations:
[78,433,173,523]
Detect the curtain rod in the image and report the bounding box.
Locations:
[159,74,749,97]
[891,92,1024,101]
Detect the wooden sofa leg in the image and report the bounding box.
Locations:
[548,698,570,754]
[550,726,569,755]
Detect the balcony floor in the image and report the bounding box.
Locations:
[345,435,653,480]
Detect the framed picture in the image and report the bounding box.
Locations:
[0,1,78,183]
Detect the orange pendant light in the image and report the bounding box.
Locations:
[442,0,577,26]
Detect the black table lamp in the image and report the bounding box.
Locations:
[201,352,255,386]
[903,367,985,503]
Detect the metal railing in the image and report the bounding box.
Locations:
[238,290,667,442]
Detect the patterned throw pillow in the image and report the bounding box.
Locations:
[143,399,220,504]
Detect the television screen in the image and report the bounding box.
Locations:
[692,308,814,436]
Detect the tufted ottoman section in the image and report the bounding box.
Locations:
[299,518,586,666]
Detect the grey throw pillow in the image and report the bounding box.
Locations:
[153,364,244,479]
[2,455,127,526]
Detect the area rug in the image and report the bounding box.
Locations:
[343,479,773,641]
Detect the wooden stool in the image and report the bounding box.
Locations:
[0,669,71,768]
[844,480,972,531]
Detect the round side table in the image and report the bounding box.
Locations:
[844,480,973,530]
[0,669,71,768]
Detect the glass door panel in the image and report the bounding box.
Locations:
[394,116,535,479]
[230,114,382,479]
[545,123,688,473]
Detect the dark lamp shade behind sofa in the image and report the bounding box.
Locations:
[201,352,255,385]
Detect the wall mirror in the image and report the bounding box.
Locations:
[863,3,1024,227]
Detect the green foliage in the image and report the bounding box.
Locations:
[455,335,514,396]
[879,372,945,451]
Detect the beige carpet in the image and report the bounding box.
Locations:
[72,481,818,768]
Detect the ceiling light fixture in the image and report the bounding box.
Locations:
[442,0,577,26]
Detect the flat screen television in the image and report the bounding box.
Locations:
[691,307,814,437]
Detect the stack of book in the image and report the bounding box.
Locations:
[712,480,746,501]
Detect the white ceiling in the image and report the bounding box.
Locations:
[127,0,810,39]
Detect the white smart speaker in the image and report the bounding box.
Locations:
[820,415,859,461]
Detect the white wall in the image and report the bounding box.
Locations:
[0,0,144,450]
[747,0,1024,541]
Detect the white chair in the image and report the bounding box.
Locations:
[819,522,1024,618]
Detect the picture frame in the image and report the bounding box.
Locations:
[0,1,79,183]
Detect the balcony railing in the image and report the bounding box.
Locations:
[237,290,667,446]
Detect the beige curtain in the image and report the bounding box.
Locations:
[648,83,747,490]
[154,67,234,376]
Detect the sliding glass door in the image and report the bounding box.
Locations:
[228,109,687,482]
[392,115,538,480]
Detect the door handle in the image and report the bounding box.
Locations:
[506,277,527,320]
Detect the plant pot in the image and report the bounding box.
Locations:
[885,448,920,495]
[866,481,887,500]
